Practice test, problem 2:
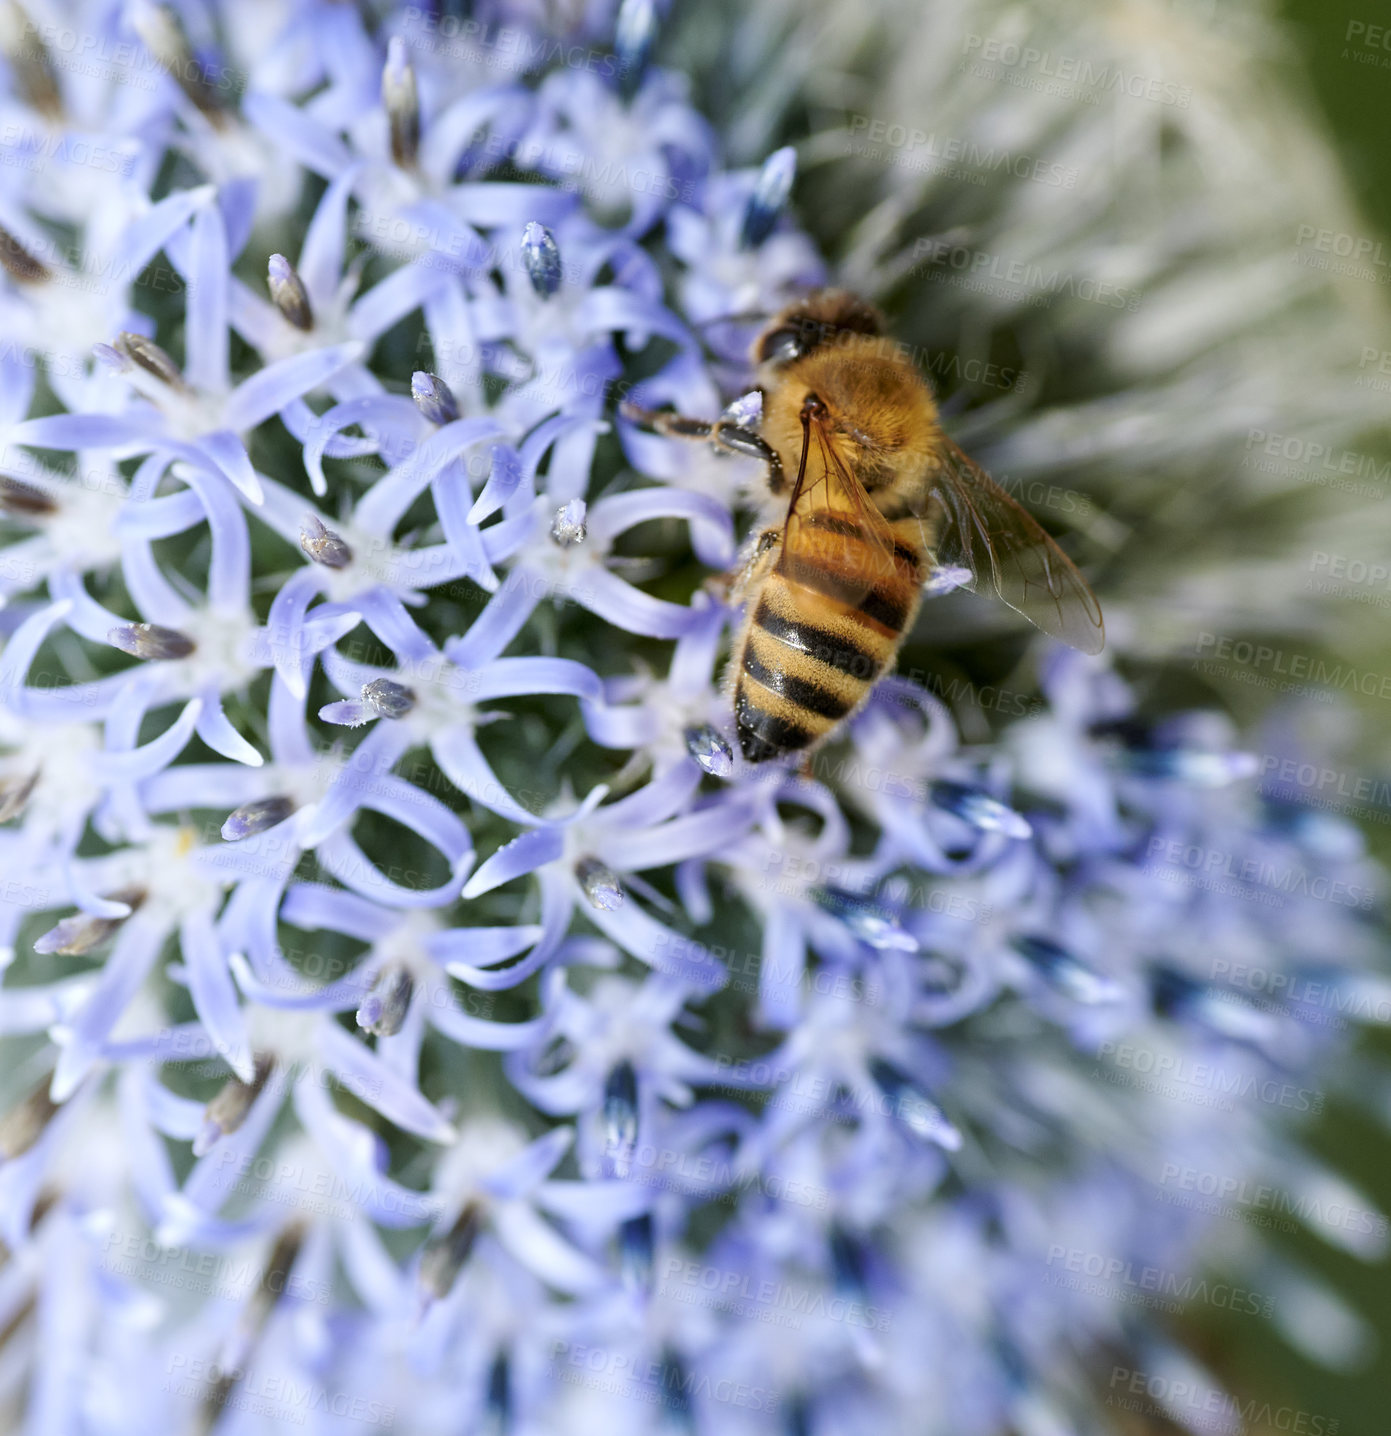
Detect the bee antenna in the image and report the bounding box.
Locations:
[692,308,769,331]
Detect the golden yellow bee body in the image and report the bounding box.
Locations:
[624,290,1104,764]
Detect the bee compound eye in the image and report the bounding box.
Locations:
[756,326,804,365]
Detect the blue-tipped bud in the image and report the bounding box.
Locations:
[993,1334,1031,1394]
[1151,963,1281,1047]
[812,886,919,952]
[920,951,968,998]
[1151,963,1200,1021]
[0,770,39,823]
[411,371,460,426]
[576,855,623,910]
[1012,934,1121,1004]
[0,8,60,121]
[382,36,419,168]
[1117,746,1260,787]
[362,677,416,720]
[828,1224,869,1302]
[521,221,562,298]
[614,0,658,95]
[35,912,122,956]
[534,1035,577,1076]
[357,963,415,1037]
[0,1077,61,1160]
[684,723,734,778]
[0,475,56,517]
[550,498,588,547]
[1261,799,1365,862]
[929,779,1032,839]
[34,887,144,956]
[192,1054,274,1157]
[115,330,186,389]
[130,0,226,121]
[299,515,353,569]
[484,1352,510,1432]
[656,1347,694,1423]
[419,1201,482,1302]
[869,1058,962,1150]
[602,1059,639,1175]
[109,622,196,661]
[221,795,296,842]
[0,222,51,285]
[619,1211,655,1294]
[1095,717,1259,788]
[739,146,796,250]
[267,253,313,330]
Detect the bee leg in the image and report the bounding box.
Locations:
[619,402,785,492]
[725,528,780,603]
[618,402,715,441]
[710,423,785,494]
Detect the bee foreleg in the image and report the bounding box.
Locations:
[711,423,785,493]
[620,403,715,441]
[619,402,784,492]
[725,528,781,604]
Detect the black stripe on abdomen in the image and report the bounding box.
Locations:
[733,696,816,762]
[779,555,910,631]
[741,647,855,720]
[805,515,920,577]
[753,603,880,679]
[803,513,861,537]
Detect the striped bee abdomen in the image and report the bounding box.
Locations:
[734,518,922,763]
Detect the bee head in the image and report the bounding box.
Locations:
[753,289,885,368]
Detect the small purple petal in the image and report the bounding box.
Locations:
[222,342,366,433]
[462,826,565,899]
[468,445,523,524]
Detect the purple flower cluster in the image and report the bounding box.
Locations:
[0,3,1383,1433]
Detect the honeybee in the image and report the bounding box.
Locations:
[622,290,1104,764]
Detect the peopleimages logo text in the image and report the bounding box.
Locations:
[1195,633,1391,702]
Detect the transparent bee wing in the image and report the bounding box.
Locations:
[920,438,1105,655]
